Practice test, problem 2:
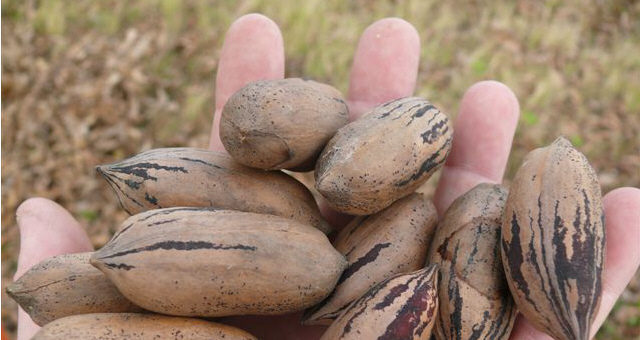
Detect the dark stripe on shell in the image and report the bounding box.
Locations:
[97,240,257,261]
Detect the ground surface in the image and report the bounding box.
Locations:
[1,0,639,338]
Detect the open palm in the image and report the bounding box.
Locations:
[14,14,639,340]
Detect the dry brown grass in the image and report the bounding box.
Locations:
[2,0,639,338]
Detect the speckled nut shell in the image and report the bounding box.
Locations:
[220,78,349,171]
[315,97,452,215]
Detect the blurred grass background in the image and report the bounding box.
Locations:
[1,0,639,338]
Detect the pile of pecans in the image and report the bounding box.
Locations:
[8,79,604,340]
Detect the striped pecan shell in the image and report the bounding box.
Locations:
[315,97,452,215]
[304,193,438,325]
[501,137,605,340]
[96,147,331,233]
[320,265,439,340]
[6,252,143,326]
[91,208,346,317]
[428,183,516,340]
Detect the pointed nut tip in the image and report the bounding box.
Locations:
[88,255,102,268]
[300,311,333,326]
[5,282,24,298]
[95,165,106,176]
[314,174,333,197]
[553,136,572,146]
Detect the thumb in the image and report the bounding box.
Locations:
[14,198,93,340]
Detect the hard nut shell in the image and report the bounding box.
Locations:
[31,313,256,340]
[501,137,605,340]
[315,97,453,215]
[428,183,516,340]
[320,265,439,340]
[5,252,143,326]
[220,78,349,171]
[304,193,438,325]
[91,208,347,317]
[96,147,331,233]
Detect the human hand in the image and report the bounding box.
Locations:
[13,13,640,340]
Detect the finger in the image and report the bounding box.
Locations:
[220,312,325,340]
[433,80,519,216]
[347,17,420,120]
[14,198,93,280]
[14,198,93,340]
[509,316,552,340]
[508,187,640,340]
[208,13,285,151]
[591,187,640,334]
